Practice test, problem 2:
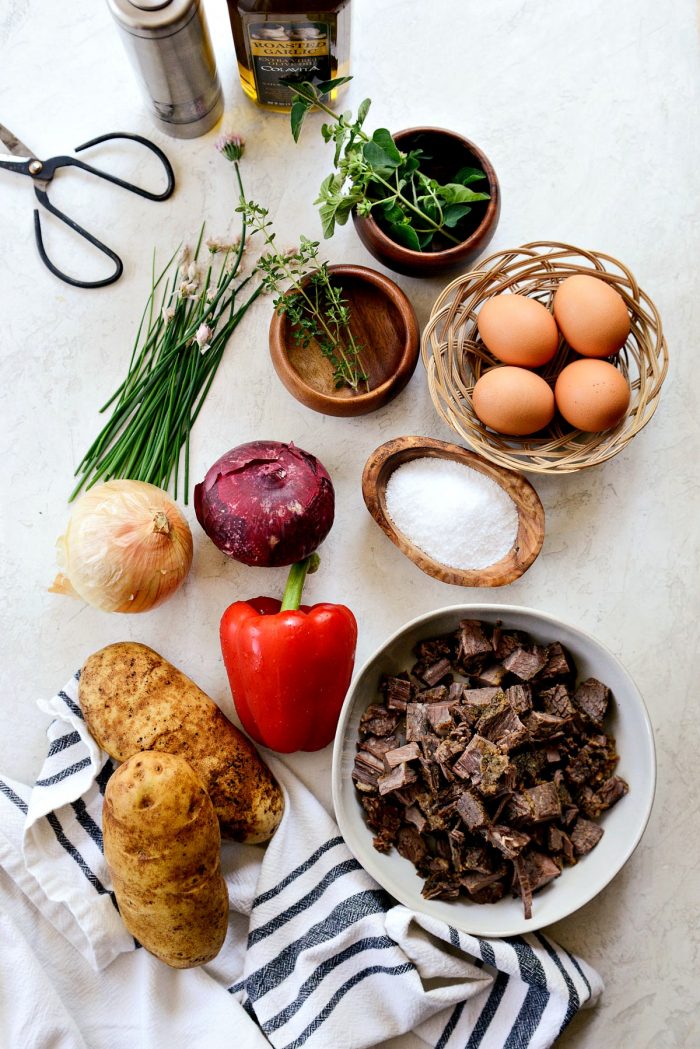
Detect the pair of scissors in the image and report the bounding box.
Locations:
[0,124,175,288]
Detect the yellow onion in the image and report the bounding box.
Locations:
[50,480,193,613]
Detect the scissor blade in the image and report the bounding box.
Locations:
[0,122,37,160]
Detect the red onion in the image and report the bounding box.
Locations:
[194,441,335,567]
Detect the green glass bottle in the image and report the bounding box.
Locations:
[227,0,351,111]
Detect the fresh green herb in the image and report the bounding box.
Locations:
[240,199,369,391]
[72,135,271,504]
[284,76,490,252]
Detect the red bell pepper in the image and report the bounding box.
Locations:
[220,555,357,753]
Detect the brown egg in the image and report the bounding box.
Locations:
[553,275,630,358]
[477,294,559,367]
[472,366,555,436]
[555,359,630,431]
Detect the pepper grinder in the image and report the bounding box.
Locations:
[106,0,223,138]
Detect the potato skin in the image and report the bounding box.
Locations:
[103,751,229,968]
[81,642,283,843]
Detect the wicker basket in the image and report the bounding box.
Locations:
[421,242,669,474]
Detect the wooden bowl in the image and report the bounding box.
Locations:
[352,127,500,278]
[268,264,420,417]
[362,436,545,587]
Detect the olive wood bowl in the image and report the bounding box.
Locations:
[353,127,500,278]
[268,264,420,417]
[362,436,545,587]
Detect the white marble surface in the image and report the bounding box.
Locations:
[0,0,699,1045]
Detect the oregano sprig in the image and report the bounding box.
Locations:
[241,199,368,391]
[285,76,490,252]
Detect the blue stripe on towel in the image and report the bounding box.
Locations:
[477,938,497,968]
[254,837,344,908]
[436,1001,465,1048]
[564,948,592,997]
[45,811,117,909]
[497,937,551,1048]
[281,962,415,1049]
[535,933,580,1033]
[244,889,391,1002]
[510,937,549,989]
[71,797,104,852]
[502,986,551,1049]
[264,935,397,1033]
[47,731,82,757]
[248,858,363,947]
[0,778,28,814]
[58,690,84,720]
[96,759,115,795]
[465,970,509,1048]
[36,757,90,787]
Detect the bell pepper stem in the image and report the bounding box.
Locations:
[280,553,321,611]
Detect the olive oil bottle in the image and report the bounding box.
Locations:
[227,0,351,111]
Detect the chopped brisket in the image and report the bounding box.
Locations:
[570,818,604,855]
[456,620,493,669]
[418,685,450,703]
[455,789,490,831]
[513,849,561,918]
[475,663,508,687]
[462,869,508,898]
[413,657,453,688]
[577,775,629,818]
[573,678,611,726]
[505,683,533,715]
[396,825,428,865]
[503,646,547,681]
[384,742,421,768]
[377,764,417,795]
[524,710,570,740]
[359,705,400,738]
[405,703,429,742]
[485,824,531,860]
[353,617,627,921]
[404,804,427,833]
[453,735,512,794]
[384,675,413,711]
[539,642,574,682]
[476,697,528,751]
[425,702,456,735]
[506,782,562,824]
[540,684,575,719]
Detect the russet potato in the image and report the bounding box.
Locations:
[80,642,283,843]
[103,751,229,968]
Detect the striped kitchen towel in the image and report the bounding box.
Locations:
[0,673,603,1049]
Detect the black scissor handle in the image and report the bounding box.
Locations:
[68,132,176,201]
[33,186,123,289]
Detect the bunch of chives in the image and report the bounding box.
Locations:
[71,135,265,504]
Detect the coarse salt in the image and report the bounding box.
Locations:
[384,457,518,570]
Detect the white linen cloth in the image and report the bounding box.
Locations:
[0,673,603,1049]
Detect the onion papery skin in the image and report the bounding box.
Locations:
[194,441,335,567]
[51,480,193,613]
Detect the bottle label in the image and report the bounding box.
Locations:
[247,19,332,107]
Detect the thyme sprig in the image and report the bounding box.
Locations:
[242,200,368,391]
[285,76,490,252]
[71,135,269,504]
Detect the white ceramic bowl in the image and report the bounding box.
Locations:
[331,604,656,937]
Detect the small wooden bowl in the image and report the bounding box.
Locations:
[362,436,545,587]
[268,264,420,417]
[353,127,500,278]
